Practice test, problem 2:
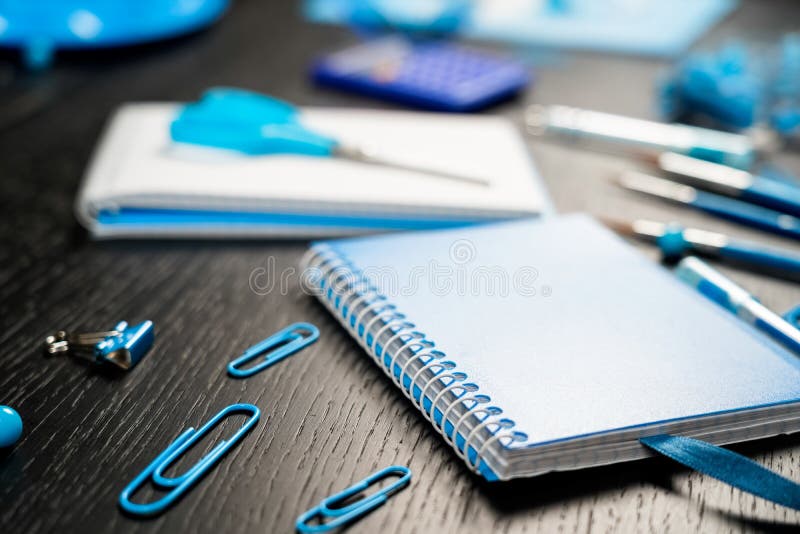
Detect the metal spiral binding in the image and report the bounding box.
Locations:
[301,245,527,477]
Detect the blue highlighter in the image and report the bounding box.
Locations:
[0,406,22,448]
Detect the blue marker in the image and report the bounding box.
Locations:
[675,257,800,355]
[0,406,23,448]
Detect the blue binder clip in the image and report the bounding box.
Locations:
[119,403,260,517]
[44,320,154,371]
[296,465,411,533]
[227,323,319,378]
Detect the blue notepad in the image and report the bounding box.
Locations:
[302,214,800,480]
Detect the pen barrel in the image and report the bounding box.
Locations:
[741,178,800,218]
[717,241,800,274]
[690,190,800,241]
[676,257,800,354]
[527,105,753,167]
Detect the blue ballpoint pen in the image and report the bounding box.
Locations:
[618,172,800,241]
[603,217,800,277]
[658,152,800,216]
[675,256,800,355]
[170,87,489,186]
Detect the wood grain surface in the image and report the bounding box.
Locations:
[2,1,800,532]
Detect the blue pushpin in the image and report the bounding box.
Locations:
[0,406,23,448]
[44,321,155,371]
[170,87,489,186]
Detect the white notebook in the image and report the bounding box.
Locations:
[76,104,549,238]
[302,215,800,480]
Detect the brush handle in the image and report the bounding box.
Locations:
[690,190,800,240]
[740,176,800,218]
[718,240,800,274]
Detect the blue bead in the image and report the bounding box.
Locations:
[0,406,23,448]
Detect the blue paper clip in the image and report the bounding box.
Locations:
[119,403,260,517]
[295,466,411,533]
[44,320,154,371]
[227,323,320,378]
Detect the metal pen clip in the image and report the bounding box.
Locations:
[44,320,154,371]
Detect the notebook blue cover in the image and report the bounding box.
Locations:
[303,214,800,480]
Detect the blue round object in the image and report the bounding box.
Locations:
[0,405,23,448]
[656,225,689,260]
[0,0,230,70]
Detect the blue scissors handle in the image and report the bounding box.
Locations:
[171,88,338,156]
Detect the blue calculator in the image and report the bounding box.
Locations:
[311,37,531,112]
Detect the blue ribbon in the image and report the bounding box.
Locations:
[640,434,800,510]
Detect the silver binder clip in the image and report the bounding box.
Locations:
[44,320,154,371]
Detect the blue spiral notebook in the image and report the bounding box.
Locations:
[302,214,800,481]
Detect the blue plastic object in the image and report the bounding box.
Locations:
[227,323,320,378]
[348,0,468,34]
[0,406,23,448]
[651,222,800,275]
[655,224,689,259]
[118,403,259,517]
[661,35,800,137]
[171,88,338,156]
[0,1,229,70]
[685,189,800,241]
[716,241,800,275]
[311,36,530,112]
[738,176,800,218]
[783,304,800,328]
[676,256,800,355]
[296,466,411,533]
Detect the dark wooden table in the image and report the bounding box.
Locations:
[3,1,800,532]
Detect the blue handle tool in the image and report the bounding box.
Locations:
[171,87,489,186]
[618,172,800,241]
[604,217,800,277]
[44,320,154,371]
[675,256,800,355]
[659,152,800,216]
[0,406,23,448]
